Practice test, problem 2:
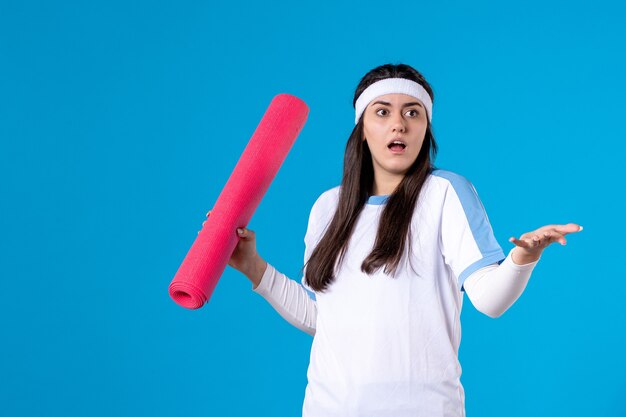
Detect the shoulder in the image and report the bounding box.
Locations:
[430,168,473,189]
[429,168,477,197]
[308,185,341,220]
[311,185,340,208]
[429,168,492,222]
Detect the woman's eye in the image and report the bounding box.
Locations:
[375,108,419,117]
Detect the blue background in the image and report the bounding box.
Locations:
[1,0,624,416]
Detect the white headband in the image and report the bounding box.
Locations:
[354,78,433,125]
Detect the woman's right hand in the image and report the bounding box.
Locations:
[200,210,262,277]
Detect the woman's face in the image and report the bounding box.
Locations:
[362,93,428,178]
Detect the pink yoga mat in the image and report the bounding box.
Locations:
[169,94,309,309]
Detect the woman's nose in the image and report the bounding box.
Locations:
[392,114,406,132]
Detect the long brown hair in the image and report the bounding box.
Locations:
[303,63,439,293]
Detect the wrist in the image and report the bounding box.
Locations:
[511,247,541,265]
[247,255,267,289]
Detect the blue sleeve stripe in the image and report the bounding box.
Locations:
[432,169,506,292]
[458,252,506,292]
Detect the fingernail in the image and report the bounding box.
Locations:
[237,228,243,234]
[579,226,583,231]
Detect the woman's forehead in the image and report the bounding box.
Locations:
[368,93,423,107]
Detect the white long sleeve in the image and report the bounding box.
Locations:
[252,262,317,336]
[252,247,538,333]
[463,248,540,318]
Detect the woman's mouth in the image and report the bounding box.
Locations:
[388,143,406,154]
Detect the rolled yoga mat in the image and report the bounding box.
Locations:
[169,94,309,309]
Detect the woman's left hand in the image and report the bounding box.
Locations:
[508,223,583,265]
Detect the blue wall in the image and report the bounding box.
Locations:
[1,0,624,415]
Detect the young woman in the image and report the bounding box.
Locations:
[203,63,582,417]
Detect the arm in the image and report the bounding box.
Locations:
[463,248,539,318]
[465,222,584,318]
[250,258,317,336]
[247,192,329,336]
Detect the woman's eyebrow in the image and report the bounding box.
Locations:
[371,100,424,109]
